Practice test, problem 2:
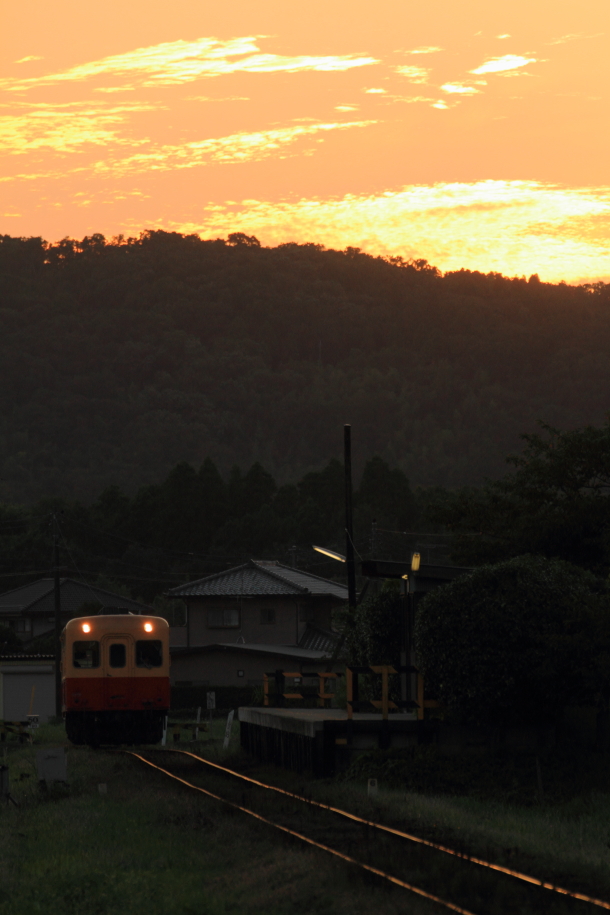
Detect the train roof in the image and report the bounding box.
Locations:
[64,614,169,636]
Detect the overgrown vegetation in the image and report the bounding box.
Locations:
[0,724,436,915]
[5,722,610,912]
[341,743,610,807]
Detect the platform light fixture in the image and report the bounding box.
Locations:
[312,545,346,563]
[411,552,421,572]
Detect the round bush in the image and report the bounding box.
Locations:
[415,555,607,725]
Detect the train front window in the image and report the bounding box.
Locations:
[73,641,100,669]
[136,640,163,668]
[109,643,126,668]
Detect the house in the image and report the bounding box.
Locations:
[166,560,348,687]
[0,578,151,645]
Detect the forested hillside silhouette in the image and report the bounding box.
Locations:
[1,230,610,504]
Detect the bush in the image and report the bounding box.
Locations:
[343,584,404,701]
[344,583,403,667]
[415,555,610,726]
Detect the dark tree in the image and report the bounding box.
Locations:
[435,421,610,575]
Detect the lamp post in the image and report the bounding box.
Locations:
[344,424,357,612]
[400,552,421,709]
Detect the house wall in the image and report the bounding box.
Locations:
[169,626,188,648]
[297,599,337,636]
[171,651,339,687]
[185,596,336,648]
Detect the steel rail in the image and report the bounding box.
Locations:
[127,750,475,915]
[170,748,610,912]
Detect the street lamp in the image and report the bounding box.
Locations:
[312,545,346,563]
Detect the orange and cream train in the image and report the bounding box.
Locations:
[62,614,170,745]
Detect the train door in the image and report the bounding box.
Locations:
[102,634,134,709]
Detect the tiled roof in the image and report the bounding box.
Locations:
[167,560,348,600]
[170,643,333,661]
[298,624,341,655]
[0,578,151,618]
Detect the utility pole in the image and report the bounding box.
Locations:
[344,424,357,611]
[53,514,62,718]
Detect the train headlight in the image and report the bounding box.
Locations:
[144,622,153,632]
[82,623,91,633]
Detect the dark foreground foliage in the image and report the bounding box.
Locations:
[341,743,610,806]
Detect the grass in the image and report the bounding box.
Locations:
[192,732,610,901]
[3,719,610,913]
[0,722,438,915]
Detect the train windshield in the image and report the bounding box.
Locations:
[73,640,100,669]
[109,643,127,668]
[136,640,163,668]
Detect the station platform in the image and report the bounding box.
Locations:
[238,707,429,776]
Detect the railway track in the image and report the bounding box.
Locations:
[128,747,610,915]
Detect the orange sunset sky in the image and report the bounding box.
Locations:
[1,0,609,282]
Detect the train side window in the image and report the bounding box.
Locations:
[73,641,100,669]
[135,640,163,668]
[109,643,126,668]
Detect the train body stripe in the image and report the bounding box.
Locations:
[64,676,170,711]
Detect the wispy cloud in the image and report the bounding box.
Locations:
[406,46,443,55]
[548,32,604,45]
[388,95,436,105]
[88,120,376,177]
[0,102,155,153]
[1,37,378,92]
[14,56,43,63]
[395,65,430,83]
[441,83,480,95]
[470,54,537,75]
[166,180,610,283]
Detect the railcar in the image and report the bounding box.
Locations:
[62,614,170,746]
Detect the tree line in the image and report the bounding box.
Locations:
[1,230,610,505]
[0,454,418,608]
